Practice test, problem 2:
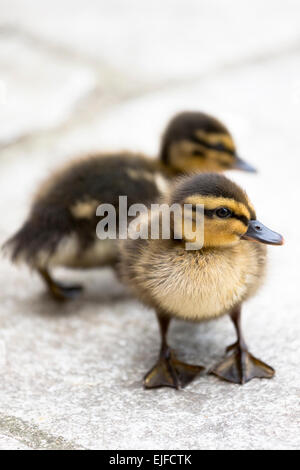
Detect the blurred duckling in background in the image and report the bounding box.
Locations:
[3,111,255,301]
[119,173,283,387]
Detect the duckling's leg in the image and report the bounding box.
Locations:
[144,313,204,390]
[38,269,83,301]
[211,306,275,384]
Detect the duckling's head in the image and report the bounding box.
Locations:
[171,173,283,248]
[160,111,256,174]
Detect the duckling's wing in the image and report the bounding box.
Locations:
[3,153,165,269]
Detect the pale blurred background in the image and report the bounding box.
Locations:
[0,0,299,450]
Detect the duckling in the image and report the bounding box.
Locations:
[119,173,283,387]
[3,112,255,301]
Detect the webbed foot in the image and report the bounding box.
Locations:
[49,281,84,302]
[144,347,204,389]
[38,269,83,301]
[211,344,275,384]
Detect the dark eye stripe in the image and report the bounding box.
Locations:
[189,205,204,214]
[203,209,216,218]
[232,214,249,226]
[191,206,248,226]
[189,135,235,155]
[192,150,205,157]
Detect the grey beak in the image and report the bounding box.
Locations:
[241,220,284,246]
[233,155,257,173]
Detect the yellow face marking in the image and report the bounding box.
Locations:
[176,197,250,248]
[169,141,234,173]
[208,150,233,166]
[200,218,246,247]
[185,196,251,220]
[186,141,234,165]
[228,219,249,233]
[195,130,235,152]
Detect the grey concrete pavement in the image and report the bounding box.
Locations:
[0,0,299,450]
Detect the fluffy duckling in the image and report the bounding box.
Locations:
[119,173,283,387]
[3,112,255,301]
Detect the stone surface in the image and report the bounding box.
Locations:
[1,0,300,84]
[0,435,30,450]
[0,0,299,451]
[0,34,96,145]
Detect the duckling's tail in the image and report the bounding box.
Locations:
[2,220,56,267]
[2,206,72,268]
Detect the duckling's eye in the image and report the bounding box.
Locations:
[214,143,225,152]
[215,207,232,218]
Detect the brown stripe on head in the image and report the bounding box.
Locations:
[195,130,235,152]
[172,173,255,217]
[185,196,251,222]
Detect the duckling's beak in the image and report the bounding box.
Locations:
[233,155,257,173]
[242,220,284,245]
